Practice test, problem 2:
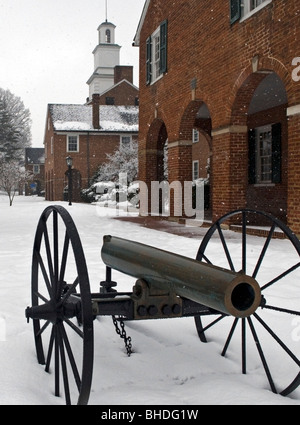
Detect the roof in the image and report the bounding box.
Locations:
[25,148,45,165]
[133,0,151,46]
[49,104,139,133]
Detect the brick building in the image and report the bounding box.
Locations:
[44,100,138,201]
[24,147,45,196]
[44,19,139,202]
[134,0,300,232]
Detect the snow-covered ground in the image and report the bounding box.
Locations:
[0,194,299,405]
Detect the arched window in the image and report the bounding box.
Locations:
[106,29,111,43]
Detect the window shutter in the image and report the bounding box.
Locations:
[160,20,168,74]
[146,36,152,85]
[248,128,256,184]
[230,0,241,24]
[271,122,281,184]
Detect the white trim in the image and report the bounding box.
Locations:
[287,104,300,117]
[66,134,79,153]
[240,0,272,22]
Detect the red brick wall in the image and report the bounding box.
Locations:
[137,0,300,230]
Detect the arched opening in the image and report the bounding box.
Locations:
[224,71,288,224]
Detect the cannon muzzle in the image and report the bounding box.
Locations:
[101,236,261,318]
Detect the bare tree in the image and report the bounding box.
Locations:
[0,157,32,205]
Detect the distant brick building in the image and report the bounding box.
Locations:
[24,148,45,196]
[134,0,300,232]
[44,19,139,202]
[44,101,138,201]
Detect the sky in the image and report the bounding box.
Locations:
[0,0,145,147]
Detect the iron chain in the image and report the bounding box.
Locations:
[112,316,132,356]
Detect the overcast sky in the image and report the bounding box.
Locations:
[0,0,144,147]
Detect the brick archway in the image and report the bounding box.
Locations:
[212,66,289,223]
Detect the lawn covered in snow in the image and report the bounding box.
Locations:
[0,194,299,405]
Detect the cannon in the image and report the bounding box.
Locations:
[25,205,300,405]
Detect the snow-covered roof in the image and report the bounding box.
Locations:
[49,104,139,133]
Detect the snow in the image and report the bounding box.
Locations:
[0,194,299,405]
[50,104,138,132]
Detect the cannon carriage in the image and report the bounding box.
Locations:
[25,205,300,404]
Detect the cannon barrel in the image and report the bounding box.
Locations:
[101,235,261,318]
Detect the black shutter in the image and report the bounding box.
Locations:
[230,0,241,24]
[146,36,152,85]
[248,128,256,184]
[160,20,168,74]
[271,122,281,184]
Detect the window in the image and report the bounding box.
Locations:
[193,161,199,181]
[51,136,53,155]
[248,123,281,185]
[230,0,271,24]
[193,129,199,143]
[106,97,115,105]
[146,20,168,85]
[67,135,79,152]
[33,165,40,174]
[106,29,111,43]
[121,135,131,149]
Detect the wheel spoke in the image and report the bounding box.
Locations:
[45,326,55,373]
[57,325,71,405]
[60,323,81,392]
[42,221,54,287]
[262,304,300,316]
[60,277,79,306]
[261,262,300,291]
[221,318,238,357]
[35,251,52,298]
[253,313,300,367]
[247,316,277,393]
[216,223,235,271]
[57,231,70,298]
[36,320,51,338]
[55,327,60,397]
[53,211,59,296]
[64,318,84,339]
[252,223,276,279]
[242,211,247,273]
[34,290,49,304]
[242,318,246,374]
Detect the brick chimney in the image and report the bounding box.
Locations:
[114,65,133,85]
[92,93,100,129]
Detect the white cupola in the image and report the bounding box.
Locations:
[87,20,121,99]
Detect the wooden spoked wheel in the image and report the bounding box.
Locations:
[27,205,94,405]
[195,209,300,397]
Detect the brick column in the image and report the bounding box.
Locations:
[287,105,300,235]
[211,125,248,221]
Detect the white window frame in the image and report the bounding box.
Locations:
[192,129,199,143]
[67,134,79,153]
[51,136,54,155]
[241,0,272,21]
[151,26,163,84]
[120,135,132,149]
[193,160,199,181]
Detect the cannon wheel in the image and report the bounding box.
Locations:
[195,209,300,397]
[30,205,94,405]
